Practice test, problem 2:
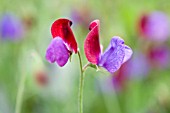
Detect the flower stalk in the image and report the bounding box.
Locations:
[15,73,26,113]
[78,51,85,113]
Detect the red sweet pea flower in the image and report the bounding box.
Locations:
[46,18,78,67]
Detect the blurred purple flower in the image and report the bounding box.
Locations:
[139,11,170,41]
[70,8,93,28]
[128,52,150,79]
[0,13,24,41]
[148,45,170,69]
[112,52,150,91]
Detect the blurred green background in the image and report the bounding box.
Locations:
[0,0,170,113]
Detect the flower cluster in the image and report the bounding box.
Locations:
[45,18,133,74]
[138,11,170,69]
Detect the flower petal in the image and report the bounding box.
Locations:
[45,37,70,67]
[98,36,132,73]
[51,18,78,53]
[84,20,101,64]
[122,45,133,63]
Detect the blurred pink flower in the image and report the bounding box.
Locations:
[139,11,170,42]
[35,71,48,86]
[147,45,170,69]
[112,52,150,91]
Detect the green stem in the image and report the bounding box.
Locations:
[78,52,84,113]
[82,62,91,72]
[15,73,26,113]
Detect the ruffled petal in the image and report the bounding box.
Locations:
[98,36,132,73]
[84,20,101,64]
[45,37,70,67]
[51,18,78,53]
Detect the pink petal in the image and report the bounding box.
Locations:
[84,20,101,64]
[51,18,78,53]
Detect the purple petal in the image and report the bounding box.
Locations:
[45,37,70,67]
[98,36,132,73]
[122,45,133,63]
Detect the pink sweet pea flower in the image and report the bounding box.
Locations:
[84,20,133,73]
[46,18,78,67]
[147,45,170,69]
[139,12,170,41]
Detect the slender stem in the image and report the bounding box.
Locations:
[82,62,91,72]
[15,73,26,113]
[78,51,84,113]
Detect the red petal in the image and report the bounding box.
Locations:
[51,18,78,53]
[84,20,101,64]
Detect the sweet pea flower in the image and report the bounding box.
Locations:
[0,13,24,40]
[128,52,150,79]
[84,20,133,73]
[45,18,78,67]
[112,63,129,92]
[148,45,170,69]
[112,52,150,91]
[139,12,170,41]
[70,8,92,28]
[35,71,48,86]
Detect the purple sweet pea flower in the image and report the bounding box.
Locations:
[84,20,133,74]
[139,11,170,41]
[0,13,24,40]
[128,52,150,79]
